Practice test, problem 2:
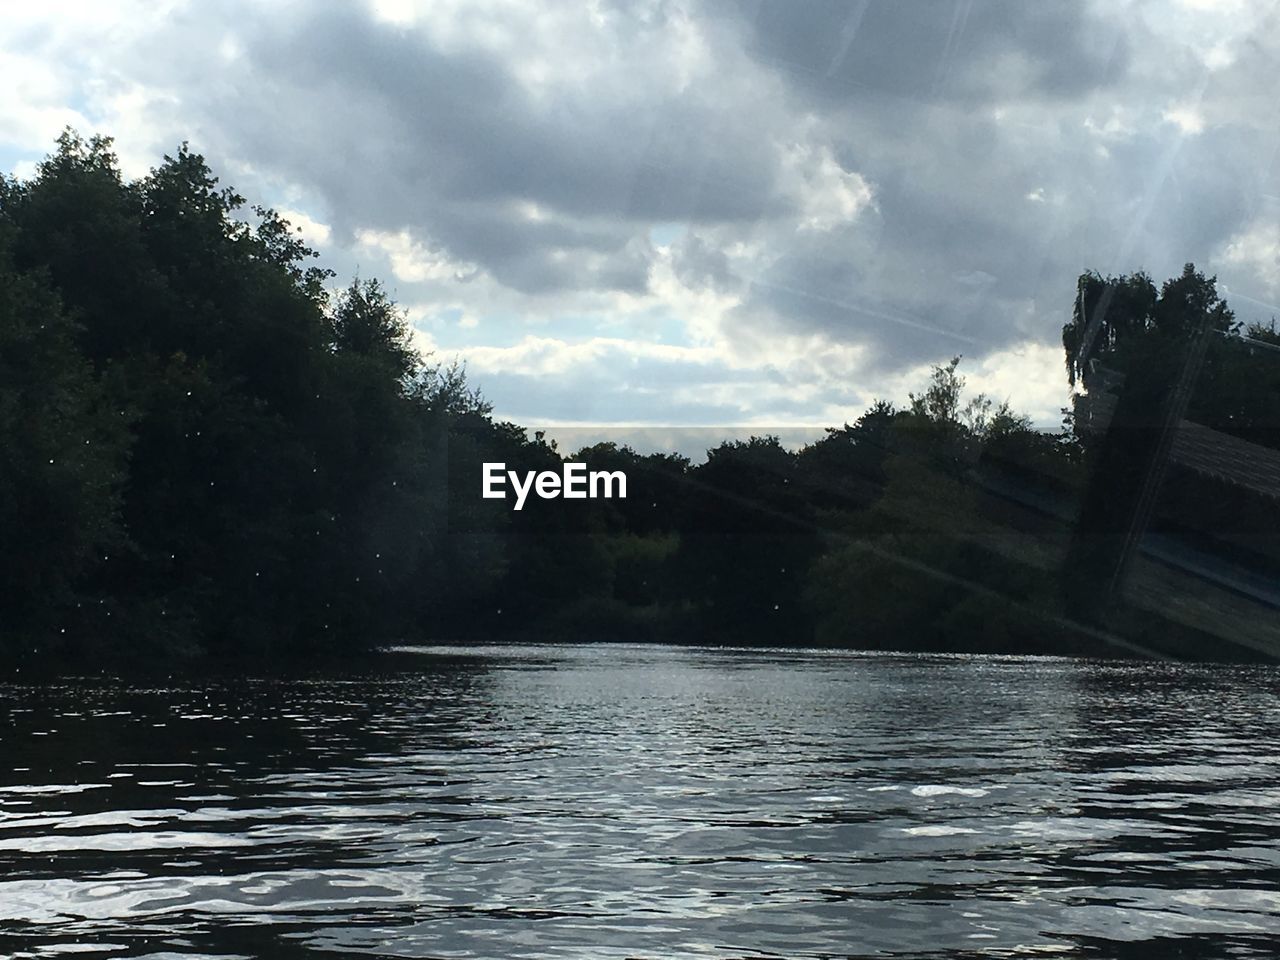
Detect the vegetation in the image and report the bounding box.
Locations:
[2,133,1278,665]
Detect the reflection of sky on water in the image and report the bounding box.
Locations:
[1,646,1279,957]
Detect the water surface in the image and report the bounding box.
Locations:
[2,644,1280,958]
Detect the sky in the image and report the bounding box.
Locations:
[3,0,1280,451]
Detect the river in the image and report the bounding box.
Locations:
[2,644,1279,958]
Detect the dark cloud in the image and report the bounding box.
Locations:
[25,0,1272,422]
[660,2,1273,368]
[163,2,796,297]
[724,0,1130,104]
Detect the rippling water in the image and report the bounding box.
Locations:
[2,645,1280,959]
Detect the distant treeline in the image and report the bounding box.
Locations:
[3,133,1279,664]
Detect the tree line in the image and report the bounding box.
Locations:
[3,133,1278,664]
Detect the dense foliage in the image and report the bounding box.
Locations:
[2,134,1277,664]
[0,133,548,658]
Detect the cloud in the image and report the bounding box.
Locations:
[356,228,478,285]
[722,0,1130,105]
[279,208,333,249]
[1219,217,1280,297]
[1,0,1275,433]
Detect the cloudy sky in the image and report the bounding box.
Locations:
[3,0,1279,447]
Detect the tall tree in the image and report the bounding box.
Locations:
[0,230,128,647]
[1062,264,1235,622]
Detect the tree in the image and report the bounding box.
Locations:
[330,279,420,380]
[1062,263,1232,393]
[1246,319,1280,347]
[672,436,819,642]
[798,400,900,512]
[1062,271,1158,391]
[0,235,128,647]
[1061,264,1238,622]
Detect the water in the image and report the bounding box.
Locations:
[2,645,1280,959]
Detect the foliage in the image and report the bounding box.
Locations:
[0,233,128,640]
[3,131,1275,664]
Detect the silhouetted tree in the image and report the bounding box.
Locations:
[0,226,128,648]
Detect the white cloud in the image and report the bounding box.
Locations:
[785,143,875,233]
[368,0,418,27]
[965,341,1070,427]
[1083,106,1138,142]
[355,229,480,285]
[278,208,333,248]
[1219,220,1280,294]
[0,50,89,148]
[1162,104,1206,135]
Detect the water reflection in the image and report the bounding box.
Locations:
[1,646,1279,958]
